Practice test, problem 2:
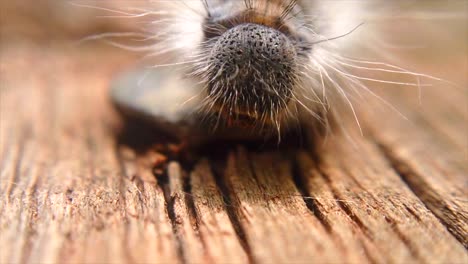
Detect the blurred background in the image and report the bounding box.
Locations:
[0,0,141,42]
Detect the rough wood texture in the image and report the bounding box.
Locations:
[1,17,467,264]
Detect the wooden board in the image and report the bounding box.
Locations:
[1,23,467,264]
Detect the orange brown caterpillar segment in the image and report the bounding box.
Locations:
[204,0,300,38]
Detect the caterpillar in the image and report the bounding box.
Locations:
[76,0,455,145]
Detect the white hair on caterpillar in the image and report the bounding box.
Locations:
[76,0,462,143]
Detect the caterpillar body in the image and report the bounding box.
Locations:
[104,0,453,144]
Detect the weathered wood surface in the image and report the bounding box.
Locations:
[1,20,467,264]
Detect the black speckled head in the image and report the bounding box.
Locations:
[207,23,297,125]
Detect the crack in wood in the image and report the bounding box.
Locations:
[5,128,29,203]
[19,164,40,264]
[6,122,42,263]
[290,156,332,232]
[376,142,468,249]
[210,161,255,264]
[387,218,423,260]
[315,155,427,261]
[294,152,380,264]
[333,196,374,240]
[156,169,187,264]
[182,171,208,252]
[114,145,137,264]
[403,204,423,222]
[308,156,375,242]
[312,164,384,255]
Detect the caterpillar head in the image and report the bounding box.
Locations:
[190,0,314,133]
[158,0,366,138]
[206,23,297,125]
